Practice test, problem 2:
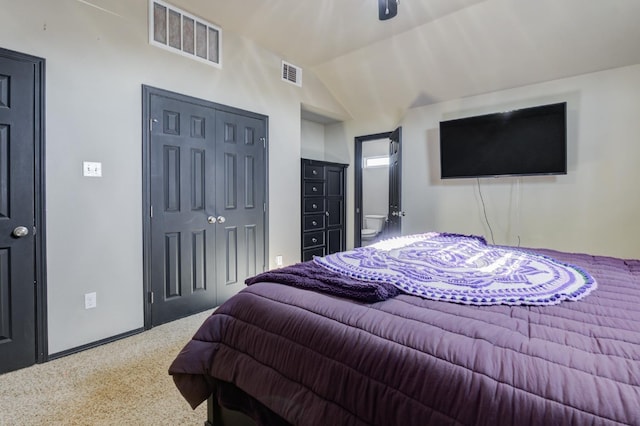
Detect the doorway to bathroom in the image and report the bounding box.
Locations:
[354,127,402,248]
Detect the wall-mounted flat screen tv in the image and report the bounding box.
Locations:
[439,102,567,179]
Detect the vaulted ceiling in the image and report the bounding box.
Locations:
[171,0,640,121]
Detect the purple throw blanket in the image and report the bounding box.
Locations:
[245,261,400,302]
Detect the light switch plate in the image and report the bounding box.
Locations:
[83,161,102,177]
[85,292,97,309]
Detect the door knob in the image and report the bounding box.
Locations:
[208,216,226,224]
[13,226,29,238]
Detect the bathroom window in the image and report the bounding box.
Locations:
[364,156,389,168]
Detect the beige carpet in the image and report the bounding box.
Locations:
[0,309,214,425]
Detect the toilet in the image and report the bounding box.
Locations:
[361,214,387,242]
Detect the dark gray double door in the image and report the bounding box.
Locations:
[145,87,267,326]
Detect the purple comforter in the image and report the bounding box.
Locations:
[169,248,640,425]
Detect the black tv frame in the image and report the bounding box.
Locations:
[439,102,567,179]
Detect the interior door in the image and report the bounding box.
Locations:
[386,127,402,237]
[354,128,402,247]
[214,110,266,302]
[149,93,218,326]
[0,53,37,373]
[145,87,267,327]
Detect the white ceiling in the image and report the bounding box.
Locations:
[172,0,640,121]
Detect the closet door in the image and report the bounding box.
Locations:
[214,110,266,302]
[148,93,218,326]
[144,87,267,327]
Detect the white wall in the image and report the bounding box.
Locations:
[321,66,640,260]
[0,0,346,354]
[300,119,326,160]
[400,64,640,259]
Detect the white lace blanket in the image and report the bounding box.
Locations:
[314,233,596,305]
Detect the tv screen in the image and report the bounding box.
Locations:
[439,102,567,179]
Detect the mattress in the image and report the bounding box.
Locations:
[169,246,640,425]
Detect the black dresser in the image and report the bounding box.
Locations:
[301,158,348,262]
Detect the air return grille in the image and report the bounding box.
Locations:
[281,61,302,87]
[149,0,222,68]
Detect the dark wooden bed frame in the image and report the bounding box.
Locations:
[204,380,290,426]
[206,396,255,426]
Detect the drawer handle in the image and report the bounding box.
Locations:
[312,203,317,209]
[312,170,318,175]
[312,221,317,226]
[311,238,318,243]
[312,187,318,192]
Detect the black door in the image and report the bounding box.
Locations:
[148,93,218,326]
[387,127,402,237]
[325,165,345,254]
[0,52,37,373]
[354,128,402,247]
[214,110,266,302]
[145,87,266,327]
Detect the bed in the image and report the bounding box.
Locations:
[169,233,640,425]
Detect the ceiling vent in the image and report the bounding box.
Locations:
[149,0,222,68]
[282,61,302,87]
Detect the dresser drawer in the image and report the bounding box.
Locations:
[303,197,325,214]
[304,181,325,197]
[303,231,325,249]
[302,247,325,262]
[303,214,325,231]
[303,163,325,179]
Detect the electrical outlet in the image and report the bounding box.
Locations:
[85,292,97,309]
[276,255,283,266]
